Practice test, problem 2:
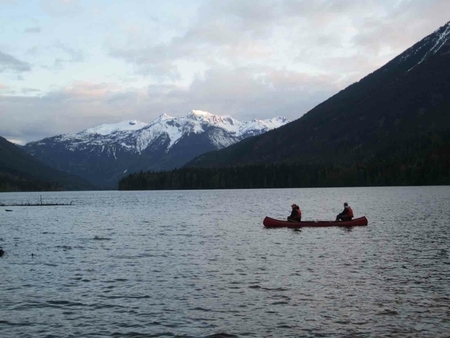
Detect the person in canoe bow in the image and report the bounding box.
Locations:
[336,202,354,221]
[287,204,302,222]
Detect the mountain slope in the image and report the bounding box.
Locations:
[23,110,288,188]
[0,136,94,191]
[187,21,450,168]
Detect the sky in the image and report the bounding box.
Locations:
[0,0,449,145]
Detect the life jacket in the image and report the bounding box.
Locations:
[294,207,302,219]
[346,206,354,218]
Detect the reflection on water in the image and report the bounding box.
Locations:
[1,186,449,337]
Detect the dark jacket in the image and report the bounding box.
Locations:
[288,206,302,222]
[341,206,354,218]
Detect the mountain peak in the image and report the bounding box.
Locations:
[185,109,238,127]
[395,21,450,72]
[84,120,148,135]
[424,21,450,57]
[186,110,213,118]
[431,21,450,49]
[186,110,220,122]
[154,113,174,123]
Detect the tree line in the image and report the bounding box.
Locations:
[118,146,450,190]
[0,172,63,192]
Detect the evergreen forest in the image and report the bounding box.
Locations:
[118,134,450,190]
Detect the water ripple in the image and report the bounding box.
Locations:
[1,187,450,337]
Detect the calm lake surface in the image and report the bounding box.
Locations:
[1,187,449,337]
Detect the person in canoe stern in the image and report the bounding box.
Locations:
[288,204,302,222]
[336,202,354,221]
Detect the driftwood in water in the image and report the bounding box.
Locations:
[1,195,73,207]
[2,202,73,206]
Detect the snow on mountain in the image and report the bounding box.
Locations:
[238,116,290,137]
[138,110,289,152]
[395,21,450,72]
[186,110,240,132]
[23,110,289,187]
[414,21,450,65]
[84,120,149,135]
[48,110,289,154]
[53,120,149,148]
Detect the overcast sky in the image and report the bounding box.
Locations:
[1,0,448,144]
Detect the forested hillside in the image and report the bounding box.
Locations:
[0,136,94,191]
[119,131,450,190]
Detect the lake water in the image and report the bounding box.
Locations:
[1,186,449,337]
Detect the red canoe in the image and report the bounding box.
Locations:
[263,216,368,228]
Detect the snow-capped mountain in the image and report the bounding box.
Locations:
[23,110,289,188]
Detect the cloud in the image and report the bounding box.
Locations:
[24,27,41,34]
[1,0,449,145]
[40,0,83,17]
[109,45,181,79]
[53,41,83,62]
[22,42,84,72]
[107,0,450,84]
[348,1,450,52]
[108,1,284,78]
[0,63,336,144]
[184,66,337,120]
[0,51,31,73]
[0,83,133,143]
[44,42,84,71]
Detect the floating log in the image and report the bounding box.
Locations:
[2,202,73,207]
[1,196,73,207]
